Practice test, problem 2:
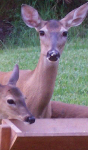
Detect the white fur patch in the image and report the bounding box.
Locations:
[40,26,48,32]
[60,26,67,32]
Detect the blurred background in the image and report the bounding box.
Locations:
[0,0,88,49]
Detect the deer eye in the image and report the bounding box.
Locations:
[63,31,68,37]
[39,30,45,36]
[7,99,16,105]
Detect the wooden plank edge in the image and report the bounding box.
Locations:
[0,124,11,150]
[2,119,22,149]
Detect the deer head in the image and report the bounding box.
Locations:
[21,2,88,62]
[0,65,35,124]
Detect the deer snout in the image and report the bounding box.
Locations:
[47,49,60,61]
[24,116,35,124]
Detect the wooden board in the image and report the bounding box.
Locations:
[2,118,88,150]
[0,124,11,150]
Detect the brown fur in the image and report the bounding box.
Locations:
[0,3,88,118]
[0,65,34,121]
[51,101,88,118]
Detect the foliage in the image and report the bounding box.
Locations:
[0,0,88,49]
[0,0,87,21]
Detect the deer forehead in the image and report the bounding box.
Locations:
[40,20,67,32]
[6,86,24,99]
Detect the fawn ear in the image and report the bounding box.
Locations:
[21,4,46,30]
[60,2,88,30]
[8,64,19,86]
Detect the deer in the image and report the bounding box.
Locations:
[0,64,35,124]
[0,2,88,118]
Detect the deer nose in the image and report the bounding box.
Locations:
[47,49,60,61]
[25,116,35,124]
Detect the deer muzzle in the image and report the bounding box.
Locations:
[24,115,35,124]
[47,49,60,61]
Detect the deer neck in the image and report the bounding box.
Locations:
[26,52,59,117]
[35,54,59,88]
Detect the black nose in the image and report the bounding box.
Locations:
[25,116,35,124]
[47,49,60,61]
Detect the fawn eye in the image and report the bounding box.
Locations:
[7,99,16,105]
[39,30,45,36]
[63,31,68,37]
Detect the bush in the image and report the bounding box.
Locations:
[0,0,88,49]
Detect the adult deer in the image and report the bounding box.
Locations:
[0,3,88,118]
[0,64,35,124]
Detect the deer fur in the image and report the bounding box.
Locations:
[0,65,35,124]
[0,3,88,118]
[51,101,88,118]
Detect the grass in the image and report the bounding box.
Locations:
[53,38,88,105]
[0,46,40,71]
[0,37,88,106]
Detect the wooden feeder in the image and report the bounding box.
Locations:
[0,118,88,150]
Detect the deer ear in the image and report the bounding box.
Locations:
[61,2,88,30]
[8,64,19,86]
[21,4,46,30]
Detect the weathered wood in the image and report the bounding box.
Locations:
[2,119,21,149]
[0,124,11,150]
[9,136,88,150]
[2,119,88,150]
[2,119,22,133]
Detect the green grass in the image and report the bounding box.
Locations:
[0,37,88,106]
[53,38,88,105]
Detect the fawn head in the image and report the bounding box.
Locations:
[0,65,35,124]
[21,3,88,62]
